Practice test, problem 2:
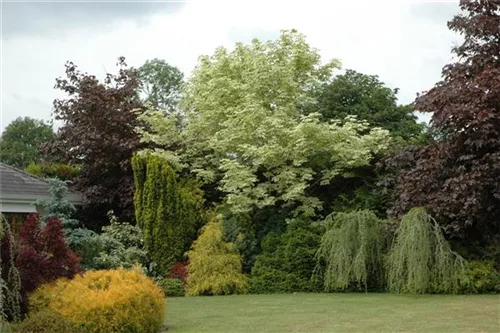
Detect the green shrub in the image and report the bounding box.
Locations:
[25,162,80,181]
[89,211,148,271]
[11,310,87,333]
[187,219,248,296]
[250,219,323,294]
[1,319,13,333]
[220,210,258,273]
[461,261,500,294]
[158,278,185,297]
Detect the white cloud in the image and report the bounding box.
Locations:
[1,0,461,132]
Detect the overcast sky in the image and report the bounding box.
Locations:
[1,0,462,133]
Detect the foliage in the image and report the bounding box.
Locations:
[0,322,10,333]
[158,278,185,297]
[389,1,500,244]
[461,261,500,294]
[132,153,205,275]
[307,70,426,220]
[11,310,87,333]
[0,215,22,322]
[25,162,80,181]
[35,179,98,269]
[30,268,164,333]
[138,30,391,218]
[316,210,386,292]
[138,58,184,113]
[250,219,322,294]
[220,210,258,273]
[322,165,393,219]
[42,57,145,225]
[386,208,467,294]
[309,70,425,143]
[0,117,55,169]
[168,262,188,282]
[186,219,247,296]
[16,214,80,294]
[90,211,148,271]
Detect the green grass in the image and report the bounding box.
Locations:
[165,293,500,333]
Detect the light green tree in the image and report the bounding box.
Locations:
[138,30,391,217]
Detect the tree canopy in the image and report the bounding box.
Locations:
[389,0,500,243]
[138,30,392,217]
[0,117,55,169]
[42,57,145,225]
[138,58,184,113]
[311,70,425,142]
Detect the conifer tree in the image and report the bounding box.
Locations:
[132,153,205,274]
[186,218,247,296]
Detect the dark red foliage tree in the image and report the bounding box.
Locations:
[17,214,81,294]
[389,1,500,247]
[42,57,145,226]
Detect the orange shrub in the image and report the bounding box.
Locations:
[30,268,165,333]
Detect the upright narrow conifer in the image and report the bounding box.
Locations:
[132,153,204,274]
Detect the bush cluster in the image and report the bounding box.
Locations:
[29,268,165,333]
[250,219,323,294]
[158,278,185,297]
[461,260,500,294]
[25,162,80,181]
[11,310,87,333]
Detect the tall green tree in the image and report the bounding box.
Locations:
[132,153,205,275]
[138,58,184,113]
[310,70,425,142]
[0,117,55,169]
[42,57,145,225]
[308,71,428,218]
[138,30,391,218]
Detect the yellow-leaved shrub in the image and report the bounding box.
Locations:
[29,268,165,333]
[187,218,248,296]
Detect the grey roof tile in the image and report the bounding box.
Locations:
[0,163,82,203]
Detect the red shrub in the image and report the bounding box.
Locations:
[17,214,81,293]
[168,261,188,282]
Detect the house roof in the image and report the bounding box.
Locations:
[0,162,82,205]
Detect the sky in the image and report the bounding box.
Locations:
[1,0,462,133]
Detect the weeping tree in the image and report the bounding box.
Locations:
[132,153,205,275]
[316,210,386,292]
[386,207,468,294]
[0,215,22,325]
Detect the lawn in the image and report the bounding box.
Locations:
[165,293,500,333]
